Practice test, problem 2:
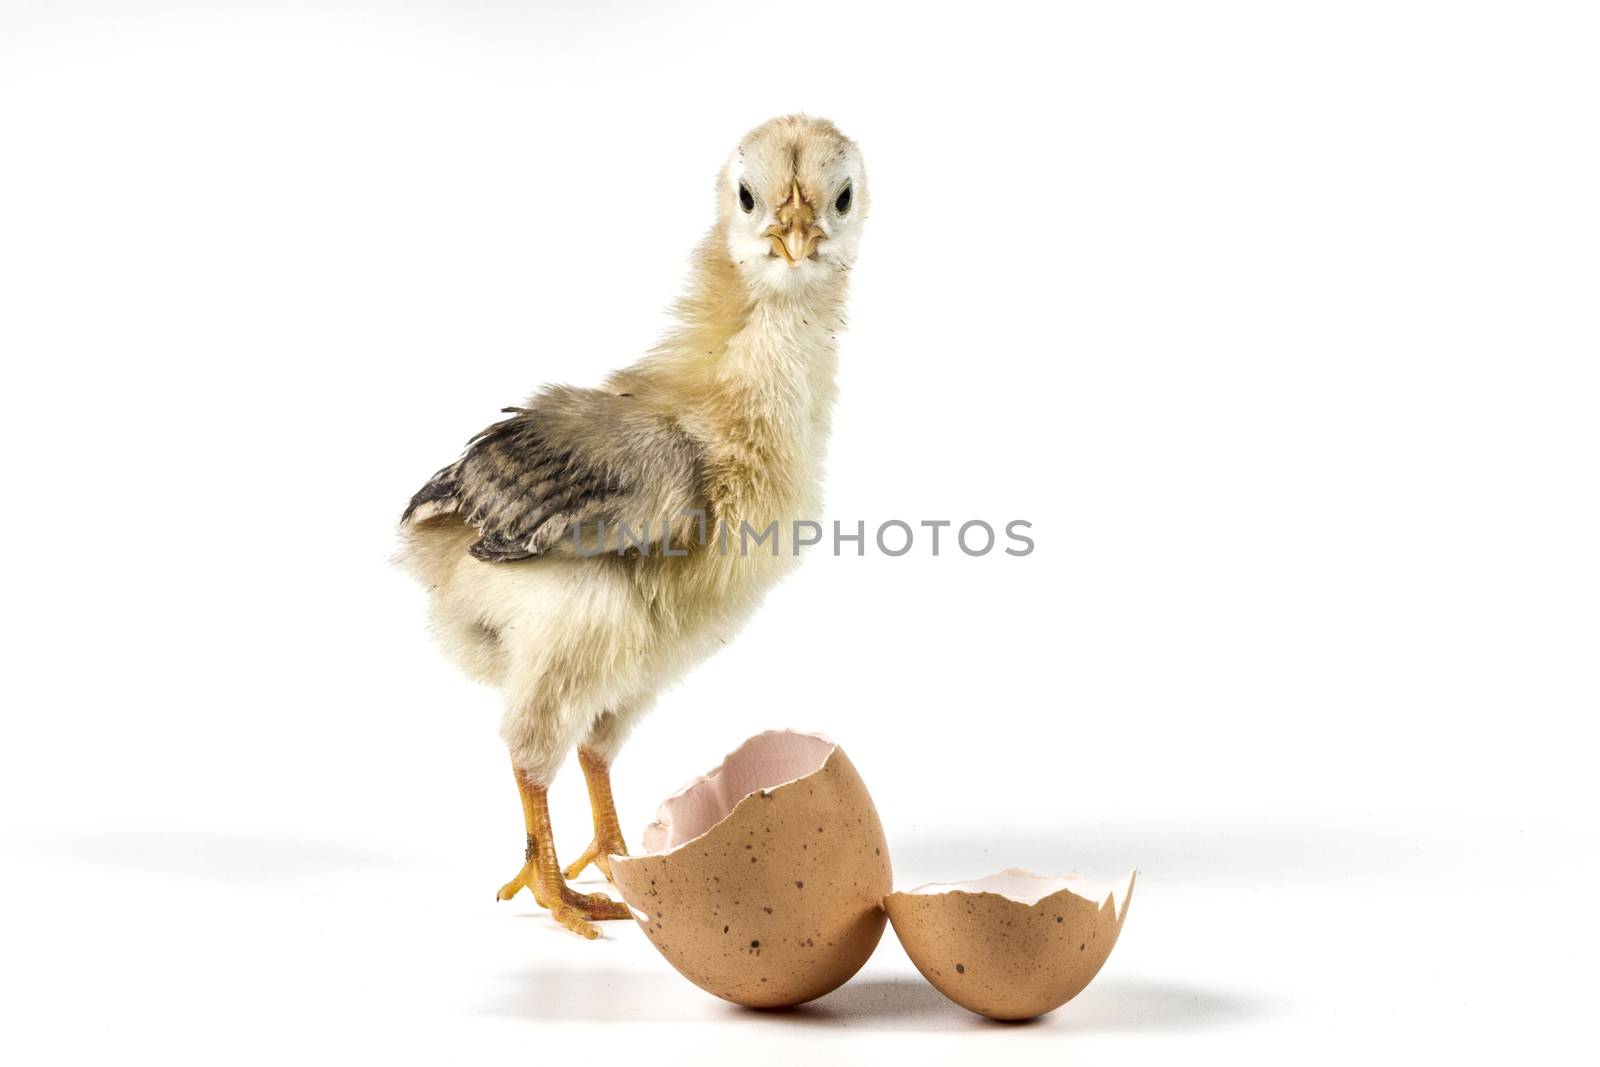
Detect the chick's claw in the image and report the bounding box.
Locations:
[497,858,632,923]
[562,835,627,883]
[550,903,601,940]
[495,862,541,904]
[561,887,632,921]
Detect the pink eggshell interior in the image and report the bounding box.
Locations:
[640,730,836,853]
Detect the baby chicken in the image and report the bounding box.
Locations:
[400,116,867,938]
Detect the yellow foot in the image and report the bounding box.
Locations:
[562,834,628,883]
[496,858,632,937]
[549,901,603,940]
[496,862,539,904]
[498,765,633,938]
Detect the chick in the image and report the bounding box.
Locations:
[400,115,867,938]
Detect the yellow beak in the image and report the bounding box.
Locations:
[763,178,826,265]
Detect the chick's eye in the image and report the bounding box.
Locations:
[738,183,755,213]
[835,184,853,214]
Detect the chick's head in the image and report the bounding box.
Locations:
[721,115,866,295]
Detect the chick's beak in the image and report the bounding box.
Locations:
[763,178,826,265]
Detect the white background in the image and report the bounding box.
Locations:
[2,2,1596,1063]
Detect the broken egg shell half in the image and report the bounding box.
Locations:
[884,868,1136,1021]
[609,730,892,1008]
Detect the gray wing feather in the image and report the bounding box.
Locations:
[402,386,705,562]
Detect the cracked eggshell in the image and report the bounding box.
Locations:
[884,868,1136,1021]
[609,730,892,1008]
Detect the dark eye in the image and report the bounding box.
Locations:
[738,183,755,213]
[835,184,853,214]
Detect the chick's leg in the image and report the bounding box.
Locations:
[494,764,631,938]
[562,747,629,882]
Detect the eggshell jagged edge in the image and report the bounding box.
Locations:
[895,868,1136,921]
[611,729,840,918]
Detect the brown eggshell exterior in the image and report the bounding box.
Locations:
[884,873,1135,1020]
[608,748,889,1004]
[609,747,892,1008]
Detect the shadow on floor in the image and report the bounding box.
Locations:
[480,967,1280,1032]
[795,976,1279,1032]
[34,830,420,889]
[1054,978,1284,1034]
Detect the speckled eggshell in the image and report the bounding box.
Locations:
[884,868,1136,1021]
[609,730,892,1008]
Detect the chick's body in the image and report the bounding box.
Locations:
[399,116,866,937]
